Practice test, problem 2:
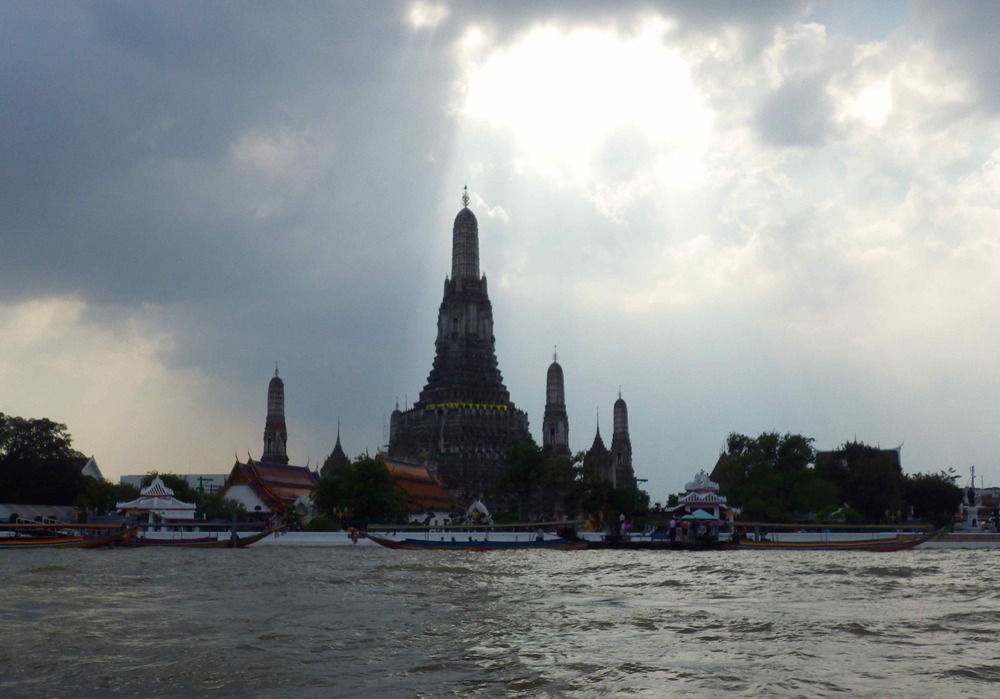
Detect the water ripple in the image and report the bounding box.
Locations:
[0,547,997,697]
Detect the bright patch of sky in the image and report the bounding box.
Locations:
[458,19,711,214]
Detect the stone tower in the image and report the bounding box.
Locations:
[585,416,614,485]
[610,389,634,487]
[262,365,289,465]
[388,188,531,504]
[321,420,350,477]
[542,348,570,458]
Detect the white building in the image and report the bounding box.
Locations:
[676,470,730,520]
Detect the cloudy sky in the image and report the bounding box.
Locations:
[3,1,999,500]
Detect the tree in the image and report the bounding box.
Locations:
[0,414,81,464]
[612,483,650,516]
[576,456,615,523]
[75,479,139,515]
[905,470,963,528]
[815,441,906,523]
[311,456,408,525]
[716,432,834,522]
[495,438,550,520]
[0,413,86,505]
[539,452,583,519]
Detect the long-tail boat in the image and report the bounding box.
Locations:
[0,523,138,549]
[131,525,277,548]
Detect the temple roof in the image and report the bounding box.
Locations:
[116,477,196,513]
[454,206,477,225]
[685,470,720,492]
[380,455,457,513]
[589,428,608,454]
[140,477,176,498]
[226,458,319,513]
[321,431,351,477]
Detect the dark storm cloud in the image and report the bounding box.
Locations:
[0,2,452,309]
[1,0,814,310]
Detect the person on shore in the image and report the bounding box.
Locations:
[669,517,677,542]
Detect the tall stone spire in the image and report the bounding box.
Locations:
[321,418,350,477]
[542,346,570,458]
[262,365,289,464]
[388,189,531,504]
[416,191,510,407]
[451,185,479,281]
[585,409,614,484]
[610,388,633,487]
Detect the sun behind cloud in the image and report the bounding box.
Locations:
[456,19,712,215]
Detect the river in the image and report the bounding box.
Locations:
[1,546,997,697]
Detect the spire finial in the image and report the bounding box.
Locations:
[553,345,558,362]
[596,407,601,435]
[461,184,470,208]
[274,362,279,377]
[618,385,622,400]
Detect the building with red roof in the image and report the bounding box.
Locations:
[378,454,457,518]
[222,457,319,517]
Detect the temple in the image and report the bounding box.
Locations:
[222,457,318,517]
[675,470,730,520]
[610,389,634,486]
[262,365,289,465]
[116,476,197,523]
[388,188,531,505]
[321,421,351,477]
[582,390,635,488]
[542,348,570,458]
[219,368,319,519]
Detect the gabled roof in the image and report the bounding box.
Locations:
[116,477,196,514]
[141,477,176,498]
[225,458,319,513]
[70,456,104,481]
[379,454,457,513]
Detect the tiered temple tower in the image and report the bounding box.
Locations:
[321,420,351,477]
[388,188,531,504]
[542,348,570,458]
[262,365,289,465]
[585,414,614,484]
[610,389,634,487]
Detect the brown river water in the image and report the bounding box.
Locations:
[1,546,998,697]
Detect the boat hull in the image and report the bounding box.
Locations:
[0,525,137,550]
[132,528,275,548]
[368,533,586,551]
[730,531,934,551]
[586,538,724,550]
[919,533,1000,549]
